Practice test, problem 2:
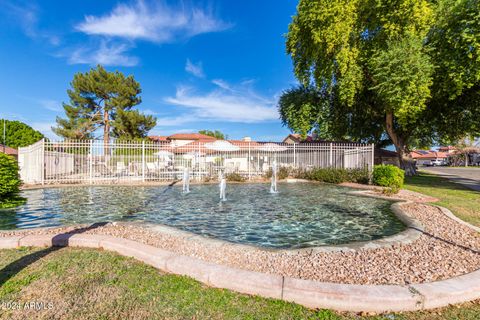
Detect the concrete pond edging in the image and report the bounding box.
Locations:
[0,228,479,313]
[1,184,479,313]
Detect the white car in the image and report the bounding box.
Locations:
[424,159,444,166]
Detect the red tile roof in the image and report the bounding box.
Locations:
[410,150,449,159]
[168,133,217,141]
[283,134,314,143]
[0,144,18,156]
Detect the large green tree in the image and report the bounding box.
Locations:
[0,119,44,148]
[281,0,480,174]
[53,65,156,144]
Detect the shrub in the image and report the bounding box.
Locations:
[225,172,246,182]
[264,166,291,180]
[0,153,25,208]
[294,167,370,184]
[0,153,21,197]
[372,164,404,193]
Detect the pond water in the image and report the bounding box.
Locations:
[0,183,405,248]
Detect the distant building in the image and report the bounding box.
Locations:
[282,134,315,144]
[438,146,457,154]
[0,144,18,159]
[149,133,216,147]
[374,148,399,166]
[410,150,449,166]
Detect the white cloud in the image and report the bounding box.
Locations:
[154,115,198,127]
[141,109,159,116]
[164,81,278,123]
[211,79,232,91]
[185,59,205,78]
[68,40,139,67]
[76,0,231,43]
[30,121,58,140]
[39,99,62,112]
[1,1,61,46]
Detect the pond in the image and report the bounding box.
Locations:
[0,183,405,249]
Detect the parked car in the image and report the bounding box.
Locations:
[424,159,445,166]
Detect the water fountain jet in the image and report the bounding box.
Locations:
[219,171,227,201]
[182,167,190,193]
[270,160,278,193]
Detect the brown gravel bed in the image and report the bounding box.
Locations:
[340,182,439,202]
[1,202,479,285]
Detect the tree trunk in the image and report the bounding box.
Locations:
[385,112,417,176]
[103,110,110,155]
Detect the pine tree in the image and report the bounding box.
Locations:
[112,109,156,140]
[53,65,156,145]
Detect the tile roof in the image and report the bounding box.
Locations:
[283,134,314,143]
[168,133,217,141]
[0,144,18,156]
[410,150,449,159]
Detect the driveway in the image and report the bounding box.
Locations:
[422,167,480,192]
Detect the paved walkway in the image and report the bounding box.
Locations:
[422,167,480,192]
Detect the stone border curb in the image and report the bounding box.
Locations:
[1,233,479,313]
[433,205,480,233]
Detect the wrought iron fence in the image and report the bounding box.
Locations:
[18,139,374,185]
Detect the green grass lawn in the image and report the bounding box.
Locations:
[0,247,479,320]
[404,171,480,227]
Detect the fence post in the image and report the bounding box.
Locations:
[329,143,333,167]
[142,140,145,182]
[356,147,359,169]
[370,143,375,171]
[40,138,45,185]
[248,141,251,180]
[293,143,296,168]
[89,140,93,184]
[197,141,201,181]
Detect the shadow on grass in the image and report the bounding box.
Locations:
[406,172,479,193]
[405,174,466,191]
[411,227,480,255]
[0,222,108,287]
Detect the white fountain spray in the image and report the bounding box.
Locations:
[270,160,278,193]
[182,167,190,193]
[219,171,227,201]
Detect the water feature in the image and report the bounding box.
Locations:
[182,168,190,193]
[270,160,278,194]
[0,183,405,248]
[219,171,227,201]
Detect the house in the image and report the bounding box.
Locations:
[149,133,216,146]
[410,150,449,166]
[148,133,257,153]
[438,146,457,154]
[282,134,315,144]
[0,144,18,159]
[374,148,399,166]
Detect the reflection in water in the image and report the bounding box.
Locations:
[2,183,405,249]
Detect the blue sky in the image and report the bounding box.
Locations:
[0,0,299,141]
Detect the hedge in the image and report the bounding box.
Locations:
[0,153,25,208]
[372,164,404,193]
[296,167,370,184]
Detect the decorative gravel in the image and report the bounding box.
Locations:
[1,189,479,285]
